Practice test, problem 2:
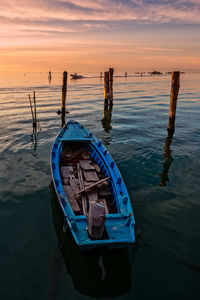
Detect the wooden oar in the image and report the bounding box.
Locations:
[75,176,111,195]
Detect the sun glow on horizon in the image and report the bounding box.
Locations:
[0,0,200,72]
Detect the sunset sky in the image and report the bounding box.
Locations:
[0,0,200,72]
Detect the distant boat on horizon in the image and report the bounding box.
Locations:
[70,73,84,79]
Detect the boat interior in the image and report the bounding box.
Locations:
[60,142,117,217]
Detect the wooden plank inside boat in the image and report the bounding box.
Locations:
[94,164,101,173]
[77,163,88,215]
[75,177,110,195]
[63,185,80,212]
[83,170,99,182]
[60,166,73,178]
[80,160,95,170]
[88,188,98,202]
[69,177,79,195]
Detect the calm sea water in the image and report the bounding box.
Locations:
[0,72,200,300]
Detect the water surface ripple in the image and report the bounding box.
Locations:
[0,72,200,300]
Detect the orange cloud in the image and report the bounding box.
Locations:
[0,1,200,72]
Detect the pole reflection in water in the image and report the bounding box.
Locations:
[159,132,174,186]
[61,110,66,128]
[31,127,41,156]
[50,182,133,299]
[101,104,113,133]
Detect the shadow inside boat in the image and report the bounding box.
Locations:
[50,182,133,298]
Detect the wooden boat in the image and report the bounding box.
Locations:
[70,73,83,79]
[51,120,135,250]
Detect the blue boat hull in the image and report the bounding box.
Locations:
[51,120,135,250]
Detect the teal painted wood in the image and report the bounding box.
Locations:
[51,120,135,250]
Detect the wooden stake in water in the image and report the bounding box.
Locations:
[109,68,114,104]
[33,91,37,127]
[29,94,35,123]
[29,92,37,128]
[61,71,68,127]
[48,71,52,83]
[104,71,109,107]
[168,71,180,135]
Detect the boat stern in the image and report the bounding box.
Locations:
[67,213,135,250]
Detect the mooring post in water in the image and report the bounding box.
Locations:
[125,72,127,77]
[48,71,52,83]
[29,94,35,124]
[29,91,40,130]
[104,71,109,108]
[61,71,68,113]
[33,91,37,129]
[168,71,180,135]
[61,71,68,127]
[109,68,114,105]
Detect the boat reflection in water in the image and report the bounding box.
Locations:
[50,183,133,298]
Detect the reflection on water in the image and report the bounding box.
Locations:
[159,133,173,186]
[31,127,40,156]
[50,183,133,299]
[102,107,113,133]
[1,72,200,300]
[61,111,66,128]
[101,96,113,133]
[102,135,112,147]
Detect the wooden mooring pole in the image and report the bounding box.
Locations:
[29,91,37,129]
[104,71,109,108]
[61,71,68,127]
[109,68,114,105]
[33,91,37,127]
[168,71,180,136]
[48,71,52,83]
[104,68,114,109]
[29,91,41,132]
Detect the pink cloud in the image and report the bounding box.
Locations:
[0,0,200,23]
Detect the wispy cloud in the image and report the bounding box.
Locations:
[0,0,200,46]
[1,0,200,24]
[0,1,200,71]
